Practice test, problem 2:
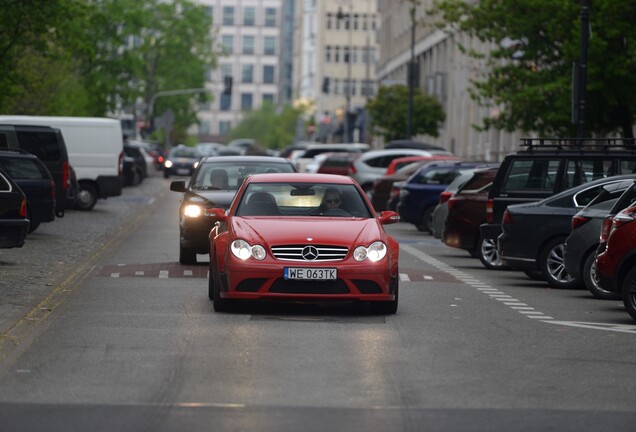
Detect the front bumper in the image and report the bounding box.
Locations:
[0,219,29,248]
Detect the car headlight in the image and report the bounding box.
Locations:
[164,160,173,168]
[353,242,387,262]
[183,204,203,217]
[231,240,266,261]
[193,161,199,169]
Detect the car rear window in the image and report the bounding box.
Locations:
[502,159,561,191]
[0,157,49,180]
[15,130,61,161]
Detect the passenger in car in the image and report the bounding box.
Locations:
[207,169,229,189]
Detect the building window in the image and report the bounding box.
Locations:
[334,46,340,63]
[219,121,231,136]
[265,7,277,27]
[199,120,210,134]
[353,14,359,30]
[325,46,332,62]
[326,13,333,30]
[221,63,232,78]
[262,94,275,104]
[263,65,275,84]
[361,80,375,96]
[222,6,234,25]
[243,35,255,54]
[220,93,231,111]
[241,64,254,83]
[241,93,253,111]
[263,36,277,55]
[243,7,255,26]
[333,78,340,95]
[204,6,213,21]
[344,46,350,63]
[221,35,234,54]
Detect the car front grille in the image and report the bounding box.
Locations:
[270,245,349,261]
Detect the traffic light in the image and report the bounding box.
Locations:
[223,76,233,95]
[322,77,330,94]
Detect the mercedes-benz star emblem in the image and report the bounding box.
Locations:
[302,245,319,260]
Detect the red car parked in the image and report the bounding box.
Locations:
[595,203,636,321]
[208,173,401,314]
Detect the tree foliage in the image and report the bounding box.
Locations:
[366,84,446,141]
[429,0,636,138]
[227,103,304,150]
[0,0,217,143]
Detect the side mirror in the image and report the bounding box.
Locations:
[378,210,400,225]
[170,180,186,192]
[208,207,227,222]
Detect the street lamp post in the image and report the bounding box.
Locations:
[337,1,353,143]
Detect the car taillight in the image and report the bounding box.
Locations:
[347,162,357,175]
[439,191,453,204]
[19,198,27,218]
[62,160,70,189]
[599,216,613,242]
[612,206,636,230]
[118,151,124,176]
[571,215,590,230]
[447,196,457,210]
[485,198,493,223]
[502,209,513,225]
[158,155,164,163]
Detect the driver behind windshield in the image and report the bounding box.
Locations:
[317,187,343,213]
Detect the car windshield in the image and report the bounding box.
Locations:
[191,162,296,191]
[170,148,201,158]
[235,183,373,218]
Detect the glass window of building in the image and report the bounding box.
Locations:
[220,93,231,111]
[199,120,210,135]
[263,65,275,84]
[325,46,332,62]
[204,6,213,21]
[241,93,253,111]
[243,35,255,54]
[221,63,233,78]
[265,7,277,27]
[326,13,333,30]
[262,94,275,104]
[264,37,277,55]
[241,64,254,83]
[219,121,231,136]
[334,46,340,63]
[333,79,340,95]
[243,7,255,26]
[221,35,234,54]
[222,6,234,25]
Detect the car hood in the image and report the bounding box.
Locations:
[230,217,383,247]
[186,190,237,208]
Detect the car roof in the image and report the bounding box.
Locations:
[200,156,292,164]
[0,150,39,159]
[246,173,356,184]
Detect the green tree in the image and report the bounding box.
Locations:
[366,84,445,141]
[227,103,304,150]
[429,0,636,138]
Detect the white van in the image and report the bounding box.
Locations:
[0,116,124,210]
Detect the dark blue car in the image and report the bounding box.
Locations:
[396,161,485,232]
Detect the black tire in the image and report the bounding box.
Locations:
[416,205,435,233]
[584,251,620,300]
[478,236,507,270]
[371,279,399,314]
[212,260,230,312]
[27,220,40,234]
[179,244,197,265]
[523,270,545,281]
[208,260,215,300]
[75,182,98,211]
[163,170,170,179]
[540,237,581,289]
[621,267,636,321]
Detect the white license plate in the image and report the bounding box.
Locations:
[177,168,190,175]
[284,267,337,280]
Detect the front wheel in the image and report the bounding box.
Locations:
[621,267,636,321]
[584,251,620,300]
[416,205,434,233]
[212,260,230,312]
[75,183,98,211]
[478,236,507,270]
[179,244,197,265]
[371,281,398,315]
[540,238,581,289]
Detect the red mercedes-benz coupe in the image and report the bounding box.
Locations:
[207,173,400,313]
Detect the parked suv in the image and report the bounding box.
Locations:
[0,124,73,216]
[480,138,636,245]
[0,166,29,248]
[0,150,55,233]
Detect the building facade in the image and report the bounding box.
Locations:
[194,0,286,140]
[377,0,521,161]
[293,0,379,142]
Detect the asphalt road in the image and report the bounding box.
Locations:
[1,174,635,432]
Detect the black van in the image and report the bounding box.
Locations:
[0,124,74,217]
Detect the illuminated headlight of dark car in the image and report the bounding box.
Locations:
[183,204,203,217]
[231,239,266,261]
[353,241,387,262]
[193,161,200,169]
[164,160,174,168]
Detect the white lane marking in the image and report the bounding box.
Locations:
[423,275,433,280]
[135,271,144,276]
[184,270,193,276]
[159,270,169,279]
[399,273,410,282]
[110,273,120,278]
[544,321,636,333]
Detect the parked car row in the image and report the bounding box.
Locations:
[409,137,636,323]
